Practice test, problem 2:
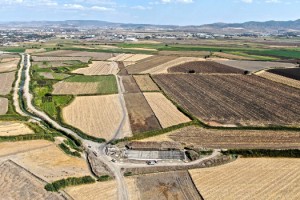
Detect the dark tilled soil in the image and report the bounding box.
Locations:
[268,67,300,81]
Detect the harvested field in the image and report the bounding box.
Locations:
[126,56,177,74]
[34,50,114,60]
[108,53,134,61]
[126,171,202,200]
[0,54,19,60]
[143,57,205,74]
[65,181,117,200]
[268,67,300,81]
[63,95,132,140]
[0,59,19,72]
[124,93,161,134]
[257,71,300,89]
[12,144,90,182]
[25,48,46,54]
[133,75,160,91]
[143,126,300,149]
[53,82,99,95]
[0,122,34,136]
[38,72,70,80]
[123,54,153,62]
[73,61,119,75]
[213,52,255,60]
[0,160,63,200]
[153,74,300,127]
[0,71,16,95]
[0,97,8,115]
[190,158,300,200]
[168,61,244,74]
[215,60,296,72]
[122,75,141,93]
[159,50,210,57]
[33,61,81,68]
[144,93,190,128]
[32,56,90,63]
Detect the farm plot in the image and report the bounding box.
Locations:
[0,98,8,115]
[0,122,34,136]
[123,54,153,62]
[32,61,82,68]
[65,180,117,200]
[126,171,202,200]
[190,158,300,200]
[213,52,255,60]
[32,56,90,63]
[0,161,63,200]
[168,61,244,74]
[142,57,205,74]
[133,75,160,91]
[62,95,132,140]
[122,75,141,93]
[12,144,90,182]
[126,56,177,74]
[38,72,70,80]
[34,50,114,60]
[124,93,161,134]
[0,71,15,95]
[257,71,300,89]
[215,60,296,72]
[143,126,300,149]
[144,93,190,128]
[72,61,119,75]
[153,74,300,127]
[52,75,118,95]
[268,67,300,81]
[108,53,134,61]
[158,50,210,57]
[0,59,19,73]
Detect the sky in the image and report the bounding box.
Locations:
[0,0,299,25]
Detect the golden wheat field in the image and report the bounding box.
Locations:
[108,53,134,61]
[144,93,191,128]
[0,122,34,136]
[133,75,160,92]
[63,95,132,140]
[73,61,119,75]
[52,82,99,95]
[190,158,300,200]
[256,71,300,89]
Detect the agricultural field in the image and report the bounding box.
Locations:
[123,54,153,62]
[122,75,141,93]
[133,75,160,92]
[73,61,119,75]
[153,74,300,127]
[142,126,300,149]
[32,60,83,68]
[124,93,161,134]
[62,95,132,140]
[213,52,256,60]
[190,158,300,200]
[52,75,118,95]
[65,180,117,200]
[25,48,46,54]
[144,93,191,128]
[168,61,244,74]
[0,98,8,115]
[257,71,300,89]
[142,57,205,74]
[268,67,300,81]
[126,56,177,74]
[0,58,19,73]
[0,121,34,136]
[0,160,63,200]
[32,56,90,63]
[34,50,114,60]
[158,50,210,57]
[0,71,15,95]
[108,53,134,61]
[215,60,296,72]
[38,72,70,80]
[126,171,202,200]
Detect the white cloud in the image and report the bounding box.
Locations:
[131,5,152,10]
[241,0,253,3]
[151,0,194,4]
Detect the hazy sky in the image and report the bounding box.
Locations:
[0,0,299,25]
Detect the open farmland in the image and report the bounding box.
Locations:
[73,61,119,75]
[65,180,117,200]
[268,67,300,80]
[190,158,300,200]
[0,59,19,73]
[142,57,205,74]
[35,50,114,60]
[215,60,296,72]
[0,71,15,95]
[0,97,8,115]
[108,53,134,61]
[133,75,160,91]
[158,50,210,57]
[122,75,141,93]
[126,171,202,200]
[32,56,90,63]
[144,93,190,128]
[63,95,132,140]
[153,74,300,127]
[257,71,300,89]
[0,161,63,200]
[124,93,161,134]
[168,61,244,74]
[142,126,300,149]
[213,52,256,60]
[38,72,70,80]
[32,60,82,68]
[123,54,153,62]
[52,75,117,95]
[126,56,177,74]
[0,122,34,136]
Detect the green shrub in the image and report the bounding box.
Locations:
[45,176,95,192]
[59,143,81,158]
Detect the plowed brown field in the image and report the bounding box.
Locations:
[257,71,300,89]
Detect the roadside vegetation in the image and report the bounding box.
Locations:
[44,176,95,192]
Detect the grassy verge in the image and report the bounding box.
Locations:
[44,176,95,192]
